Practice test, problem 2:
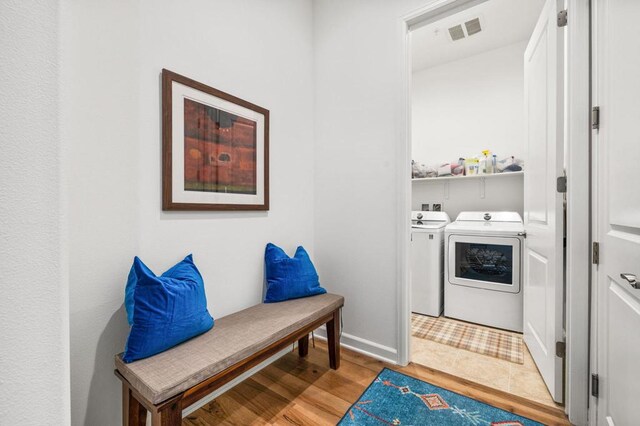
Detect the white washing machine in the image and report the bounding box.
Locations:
[411,211,450,317]
[444,212,525,332]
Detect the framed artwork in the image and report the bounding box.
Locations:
[162,69,269,210]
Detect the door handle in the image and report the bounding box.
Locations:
[620,273,639,289]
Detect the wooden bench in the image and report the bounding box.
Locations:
[114,293,343,425]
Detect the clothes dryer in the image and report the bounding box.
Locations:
[444,212,525,332]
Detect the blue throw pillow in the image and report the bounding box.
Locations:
[123,254,214,363]
[264,243,327,303]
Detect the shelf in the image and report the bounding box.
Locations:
[412,171,524,182]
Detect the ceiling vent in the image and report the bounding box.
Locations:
[447,17,482,41]
[448,24,465,41]
[465,18,482,36]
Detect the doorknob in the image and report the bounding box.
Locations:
[620,273,639,289]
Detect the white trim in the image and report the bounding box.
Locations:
[396,10,412,368]
[314,329,398,365]
[589,0,603,424]
[180,347,292,418]
[403,0,489,30]
[564,0,591,424]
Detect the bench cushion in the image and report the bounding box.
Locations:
[115,293,343,404]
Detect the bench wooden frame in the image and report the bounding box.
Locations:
[115,307,341,426]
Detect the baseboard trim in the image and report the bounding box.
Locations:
[313,327,398,365]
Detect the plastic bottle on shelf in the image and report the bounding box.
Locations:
[478,158,486,175]
[482,150,492,174]
[465,158,479,175]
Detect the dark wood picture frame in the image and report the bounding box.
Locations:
[162,69,269,211]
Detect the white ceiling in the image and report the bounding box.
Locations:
[411,0,545,72]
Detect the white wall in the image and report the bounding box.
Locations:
[0,1,70,424]
[313,0,527,363]
[411,35,526,238]
[62,1,141,424]
[412,175,524,219]
[63,1,315,424]
[313,0,430,361]
[412,41,527,165]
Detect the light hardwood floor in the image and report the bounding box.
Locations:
[185,341,570,425]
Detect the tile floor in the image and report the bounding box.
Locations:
[411,316,563,409]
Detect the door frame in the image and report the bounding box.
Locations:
[396,0,591,423]
[564,1,591,424]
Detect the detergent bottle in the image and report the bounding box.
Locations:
[482,150,492,174]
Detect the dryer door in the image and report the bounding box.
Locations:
[447,234,521,294]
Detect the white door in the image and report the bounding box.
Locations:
[593,1,640,424]
[522,0,565,403]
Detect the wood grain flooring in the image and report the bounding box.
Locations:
[185,341,570,425]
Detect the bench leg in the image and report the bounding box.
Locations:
[298,333,309,357]
[326,309,341,369]
[151,396,182,426]
[122,382,147,426]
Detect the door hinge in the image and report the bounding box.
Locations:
[556,176,567,193]
[555,341,566,358]
[591,374,599,398]
[557,9,568,27]
[592,241,600,265]
[592,106,600,130]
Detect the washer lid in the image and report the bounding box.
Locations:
[411,211,450,222]
[411,211,450,230]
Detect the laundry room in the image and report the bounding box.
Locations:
[410,2,526,219]
[408,0,560,408]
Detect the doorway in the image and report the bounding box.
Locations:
[400,0,588,415]
[407,0,557,407]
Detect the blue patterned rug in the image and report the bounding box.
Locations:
[338,368,542,425]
